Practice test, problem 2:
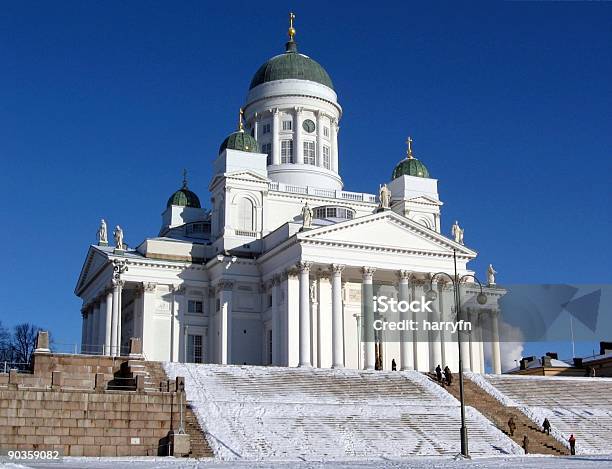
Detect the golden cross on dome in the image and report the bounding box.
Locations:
[238,108,244,132]
[288,12,296,41]
[182,168,188,188]
[406,136,414,159]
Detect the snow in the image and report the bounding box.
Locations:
[164,363,521,461]
[468,374,612,454]
[4,455,612,469]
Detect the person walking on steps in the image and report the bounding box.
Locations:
[435,364,443,383]
[391,358,397,371]
[508,417,516,437]
[444,366,453,386]
[522,435,529,454]
[569,434,576,455]
[543,417,551,435]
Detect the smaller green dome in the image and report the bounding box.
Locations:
[392,137,430,179]
[219,130,259,155]
[167,172,201,208]
[392,158,430,179]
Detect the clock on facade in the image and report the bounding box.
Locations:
[302,119,315,133]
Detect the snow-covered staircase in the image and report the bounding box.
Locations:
[474,374,612,455]
[164,364,521,460]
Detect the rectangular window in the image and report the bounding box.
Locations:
[262,123,271,134]
[268,294,273,308]
[268,329,273,364]
[262,143,272,165]
[187,334,203,363]
[188,300,203,314]
[322,145,330,169]
[282,120,292,131]
[323,126,329,138]
[304,141,316,165]
[281,139,293,163]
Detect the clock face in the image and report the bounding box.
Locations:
[302,119,315,133]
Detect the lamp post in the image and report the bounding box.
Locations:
[426,249,487,458]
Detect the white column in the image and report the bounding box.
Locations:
[317,273,332,368]
[331,118,339,173]
[310,278,318,366]
[170,285,184,363]
[398,270,413,370]
[81,310,88,353]
[218,281,234,364]
[272,108,280,165]
[104,290,112,355]
[468,308,477,372]
[331,264,345,368]
[86,306,95,353]
[294,107,303,164]
[316,111,323,167]
[429,282,443,372]
[253,112,259,141]
[362,267,376,370]
[271,276,280,365]
[491,310,502,374]
[92,302,101,352]
[298,261,312,367]
[110,279,123,357]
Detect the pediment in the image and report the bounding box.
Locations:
[75,246,110,295]
[209,170,269,189]
[406,195,443,206]
[298,211,475,256]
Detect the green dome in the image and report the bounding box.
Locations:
[219,130,259,155]
[167,175,201,208]
[249,41,334,90]
[392,157,430,179]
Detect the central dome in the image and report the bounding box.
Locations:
[249,21,333,91]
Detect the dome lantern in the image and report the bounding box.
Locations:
[166,170,202,208]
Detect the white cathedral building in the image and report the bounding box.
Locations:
[75,17,503,374]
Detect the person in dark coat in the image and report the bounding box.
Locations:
[507,417,516,437]
[543,418,551,435]
[391,359,397,371]
[569,434,576,455]
[444,366,453,386]
[435,365,443,382]
[522,435,529,454]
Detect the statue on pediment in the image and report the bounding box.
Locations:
[97,219,108,245]
[301,202,313,229]
[451,220,464,245]
[487,264,497,286]
[113,225,124,250]
[379,184,391,210]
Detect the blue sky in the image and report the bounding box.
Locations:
[0,1,610,359]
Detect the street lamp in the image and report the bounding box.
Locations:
[426,249,487,459]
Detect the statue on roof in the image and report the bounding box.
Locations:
[487,264,497,286]
[301,202,313,229]
[97,219,108,246]
[451,220,464,245]
[379,184,391,210]
[113,225,124,250]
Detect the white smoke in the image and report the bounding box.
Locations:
[484,320,525,372]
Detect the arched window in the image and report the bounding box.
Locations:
[237,198,254,231]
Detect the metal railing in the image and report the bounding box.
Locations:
[50,343,130,357]
[268,181,377,203]
[2,361,32,373]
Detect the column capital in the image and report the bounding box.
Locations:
[362,266,376,281]
[216,280,234,293]
[272,107,280,115]
[171,284,186,294]
[297,261,313,273]
[398,270,413,281]
[331,264,345,276]
[143,282,157,293]
[112,278,125,289]
[272,274,282,286]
